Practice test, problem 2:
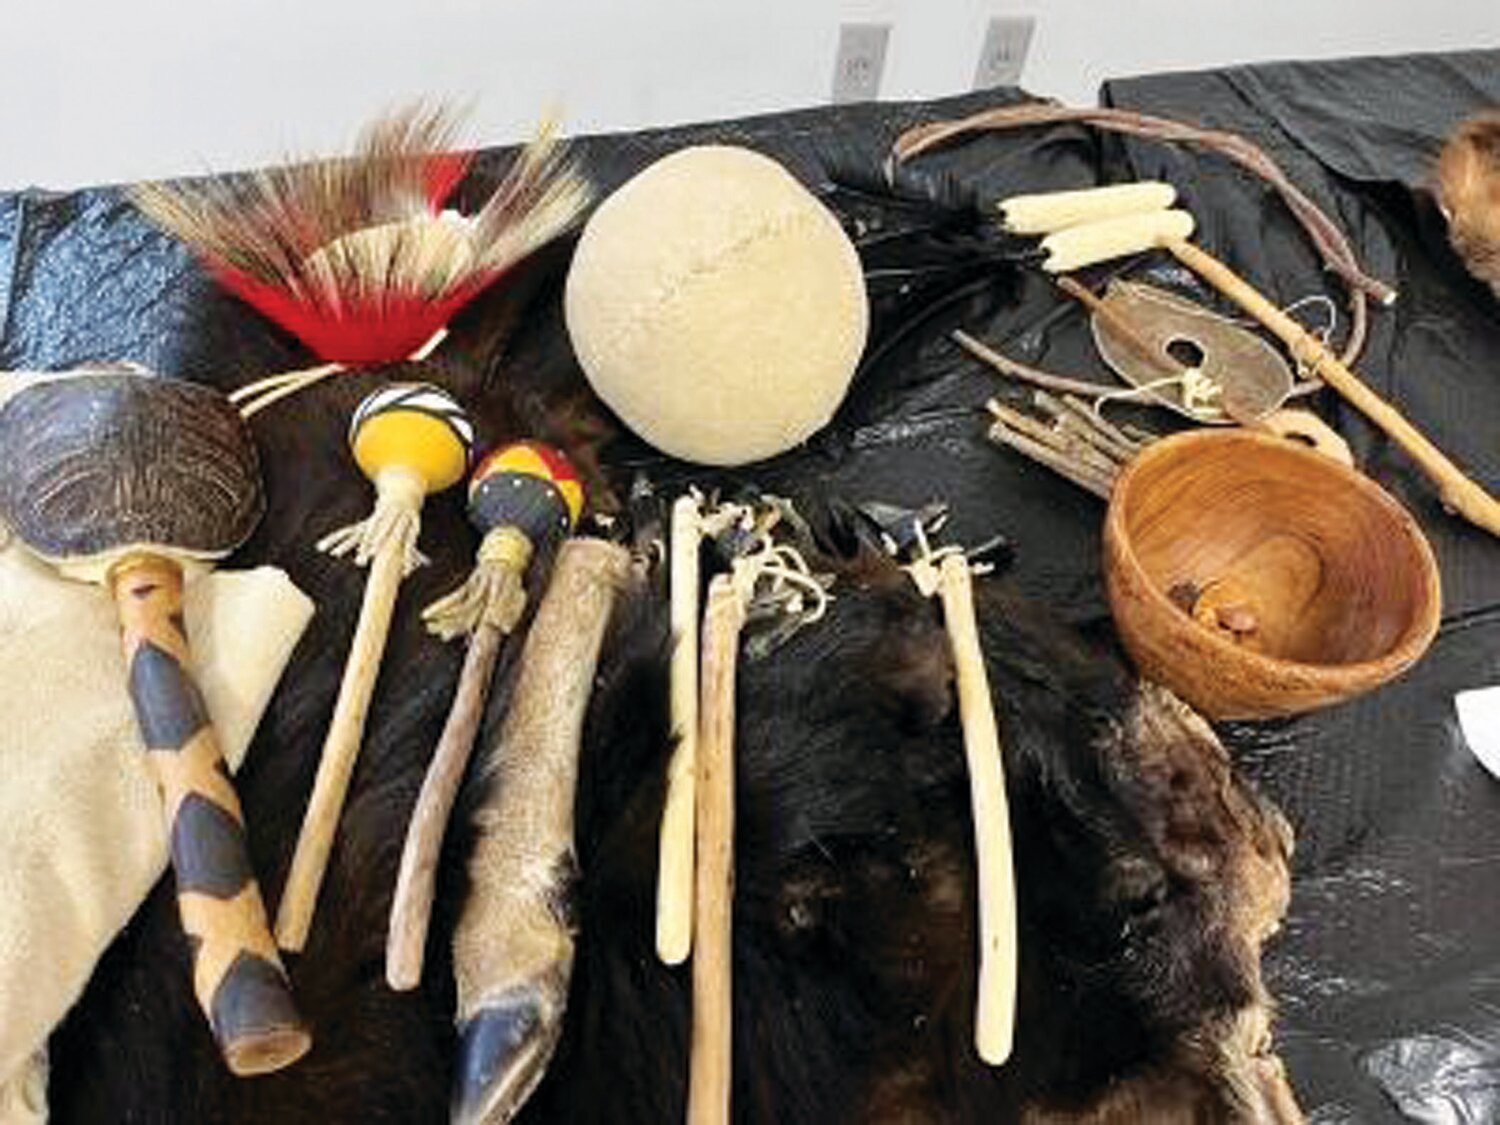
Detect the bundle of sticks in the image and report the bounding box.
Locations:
[985,391,1154,499]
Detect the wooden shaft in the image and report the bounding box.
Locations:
[1164,237,1500,537]
[658,495,702,965]
[687,577,745,1125]
[112,554,310,1077]
[277,536,408,952]
[954,329,1122,399]
[387,622,504,991]
[937,554,1017,1067]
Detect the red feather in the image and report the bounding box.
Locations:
[212,267,499,365]
[133,108,591,371]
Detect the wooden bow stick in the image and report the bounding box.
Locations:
[387,440,584,991]
[276,382,474,953]
[903,530,1017,1067]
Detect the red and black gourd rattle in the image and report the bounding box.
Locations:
[0,370,310,1076]
[387,440,583,990]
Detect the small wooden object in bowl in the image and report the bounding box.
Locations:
[1104,430,1441,719]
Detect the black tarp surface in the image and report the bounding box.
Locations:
[0,49,1496,1122]
[1103,55,1500,1124]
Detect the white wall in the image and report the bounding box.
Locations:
[0,1,1494,190]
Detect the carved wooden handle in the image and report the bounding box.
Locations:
[387,622,504,991]
[277,536,407,952]
[686,576,745,1125]
[112,554,310,1077]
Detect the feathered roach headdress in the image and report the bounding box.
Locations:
[132,106,592,408]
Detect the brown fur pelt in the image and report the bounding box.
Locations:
[515,504,1299,1123]
[1436,109,1500,298]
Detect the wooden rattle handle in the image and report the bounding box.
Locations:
[1164,237,1500,538]
[937,554,1017,1067]
[277,537,407,952]
[387,622,503,991]
[112,555,311,1077]
[687,576,745,1125]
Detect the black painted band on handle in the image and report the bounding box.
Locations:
[113,553,311,1077]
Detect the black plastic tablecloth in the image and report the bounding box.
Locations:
[1103,53,1500,1125]
[1,49,1497,1123]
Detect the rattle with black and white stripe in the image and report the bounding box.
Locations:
[276,382,474,952]
[387,440,583,991]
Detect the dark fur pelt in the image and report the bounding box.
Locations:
[39,294,1295,1123]
[48,496,1295,1122]
[519,518,1296,1123]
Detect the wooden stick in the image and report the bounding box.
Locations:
[988,398,1122,481]
[1164,237,1500,537]
[1038,390,1140,459]
[1049,392,1144,457]
[386,621,503,991]
[277,536,407,952]
[112,554,310,1075]
[1053,406,1141,466]
[987,399,1070,453]
[687,576,745,1125]
[936,554,1017,1067]
[986,419,1116,499]
[658,495,702,965]
[953,329,1119,398]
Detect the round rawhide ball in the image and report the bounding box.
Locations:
[468,441,584,545]
[564,145,869,466]
[349,383,474,492]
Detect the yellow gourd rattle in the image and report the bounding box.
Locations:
[276,382,474,952]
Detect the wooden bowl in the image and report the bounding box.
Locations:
[1104,430,1441,719]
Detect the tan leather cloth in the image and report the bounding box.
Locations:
[0,511,313,1122]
